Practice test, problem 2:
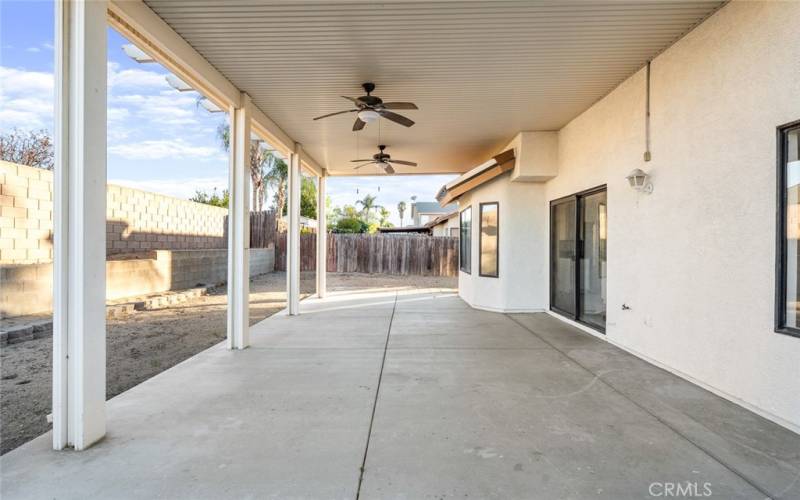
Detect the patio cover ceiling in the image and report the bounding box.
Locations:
[141,0,724,176]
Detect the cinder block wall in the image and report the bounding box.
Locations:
[0,161,53,263]
[1,248,275,318]
[0,161,228,264]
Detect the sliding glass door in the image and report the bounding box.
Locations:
[550,198,576,316]
[578,190,607,330]
[550,187,607,331]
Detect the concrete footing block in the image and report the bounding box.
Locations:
[3,284,214,346]
[5,326,34,344]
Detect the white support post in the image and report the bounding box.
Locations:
[227,93,251,349]
[316,174,327,298]
[286,146,302,315]
[53,0,108,451]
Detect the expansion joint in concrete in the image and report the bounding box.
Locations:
[356,292,398,500]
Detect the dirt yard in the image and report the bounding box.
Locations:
[0,272,456,455]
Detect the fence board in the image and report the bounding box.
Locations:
[249,211,277,249]
[272,233,458,277]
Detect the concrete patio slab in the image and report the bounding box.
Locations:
[1,288,798,499]
[361,348,762,499]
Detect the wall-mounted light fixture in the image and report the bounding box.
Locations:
[626,168,653,194]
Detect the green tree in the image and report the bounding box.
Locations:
[356,194,382,223]
[300,176,317,219]
[279,176,318,221]
[332,204,361,220]
[325,195,335,227]
[217,123,286,216]
[190,188,229,208]
[267,157,288,221]
[379,207,393,228]
[334,217,368,233]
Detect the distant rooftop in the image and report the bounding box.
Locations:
[412,201,457,215]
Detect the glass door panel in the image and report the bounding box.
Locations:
[550,199,576,315]
[578,191,607,330]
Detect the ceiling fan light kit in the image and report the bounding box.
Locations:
[350,144,417,175]
[357,109,380,123]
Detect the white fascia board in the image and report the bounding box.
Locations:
[443,157,497,190]
[250,104,294,157]
[301,154,324,178]
[248,106,323,177]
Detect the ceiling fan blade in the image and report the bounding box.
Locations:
[350,159,374,162]
[353,162,374,170]
[341,96,361,105]
[388,159,417,166]
[382,102,418,110]
[312,109,356,120]
[378,110,415,127]
[384,164,396,175]
[352,117,366,131]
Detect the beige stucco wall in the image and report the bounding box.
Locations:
[456,0,800,431]
[545,0,800,431]
[431,216,459,237]
[0,161,228,264]
[458,176,548,313]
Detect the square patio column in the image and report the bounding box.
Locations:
[52,0,108,451]
[286,146,301,315]
[316,174,327,298]
[227,93,252,349]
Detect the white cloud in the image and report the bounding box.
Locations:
[0,67,54,95]
[109,176,229,200]
[108,138,225,161]
[107,107,130,123]
[108,65,170,91]
[111,92,201,126]
[0,66,54,130]
[25,47,41,53]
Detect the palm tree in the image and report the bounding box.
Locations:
[356,194,382,223]
[379,207,392,227]
[216,123,286,214]
[397,201,407,227]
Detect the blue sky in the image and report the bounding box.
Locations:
[0,0,453,225]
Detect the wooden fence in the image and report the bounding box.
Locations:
[273,233,459,277]
[249,211,278,249]
[274,233,318,271]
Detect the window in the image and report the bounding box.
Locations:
[776,121,800,338]
[449,227,459,238]
[479,202,499,277]
[459,206,472,273]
